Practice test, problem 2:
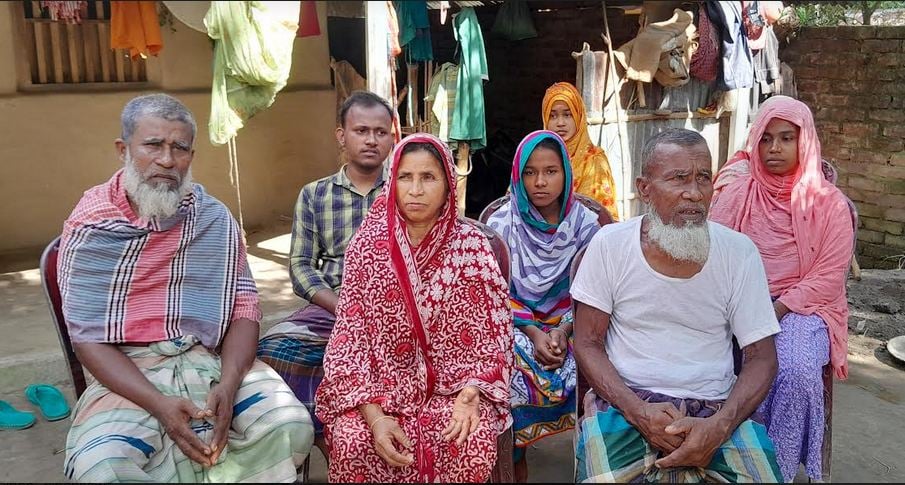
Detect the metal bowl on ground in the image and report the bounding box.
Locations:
[887,335,905,364]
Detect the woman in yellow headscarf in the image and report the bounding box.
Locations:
[542,82,619,220]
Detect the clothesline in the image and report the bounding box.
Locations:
[589,110,730,125]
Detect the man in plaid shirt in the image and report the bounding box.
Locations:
[258,91,395,448]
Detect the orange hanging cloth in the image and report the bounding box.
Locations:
[110,1,163,60]
[297,0,320,37]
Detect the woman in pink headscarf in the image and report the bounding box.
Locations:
[709,96,854,482]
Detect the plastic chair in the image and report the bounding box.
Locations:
[39,235,88,399]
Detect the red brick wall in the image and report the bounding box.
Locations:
[782,26,905,268]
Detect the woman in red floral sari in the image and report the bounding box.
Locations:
[314,133,514,483]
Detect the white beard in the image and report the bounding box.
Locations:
[122,151,193,220]
[646,209,711,265]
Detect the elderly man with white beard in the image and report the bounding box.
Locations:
[58,93,313,483]
[570,128,784,483]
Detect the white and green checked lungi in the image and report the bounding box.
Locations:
[64,336,314,483]
[576,390,783,483]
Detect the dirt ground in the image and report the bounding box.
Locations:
[846,269,905,367]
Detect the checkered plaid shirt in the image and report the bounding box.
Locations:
[290,165,385,300]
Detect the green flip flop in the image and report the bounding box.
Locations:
[25,384,71,421]
[0,400,36,430]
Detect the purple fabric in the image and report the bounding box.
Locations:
[757,312,829,481]
[257,304,337,433]
[283,303,336,338]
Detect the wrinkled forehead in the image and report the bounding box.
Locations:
[650,142,711,173]
[392,136,454,178]
[133,116,194,139]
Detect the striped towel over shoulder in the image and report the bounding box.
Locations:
[58,170,261,349]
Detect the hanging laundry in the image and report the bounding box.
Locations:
[753,26,781,94]
[425,62,459,144]
[491,0,537,41]
[745,0,783,95]
[743,0,767,50]
[613,8,697,88]
[110,1,163,60]
[40,1,86,24]
[386,1,403,142]
[743,1,784,50]
[572,42,613,123]
[762,1,785,23]
[205,1,300,145]
[439,1,450,25]
[690,4,719,83]
[297,0,321,37]
[395,1,433,61]
[705,1,754,90]
[387,1,402,58]
[450,7,489,151]
[775,62,797,98]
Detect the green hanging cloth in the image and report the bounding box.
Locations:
[450,7,488,151]
[205,1,300,145]
[395,0,433,62]
[491,0,537,41]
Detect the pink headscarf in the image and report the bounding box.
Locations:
[710,96,854,379]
